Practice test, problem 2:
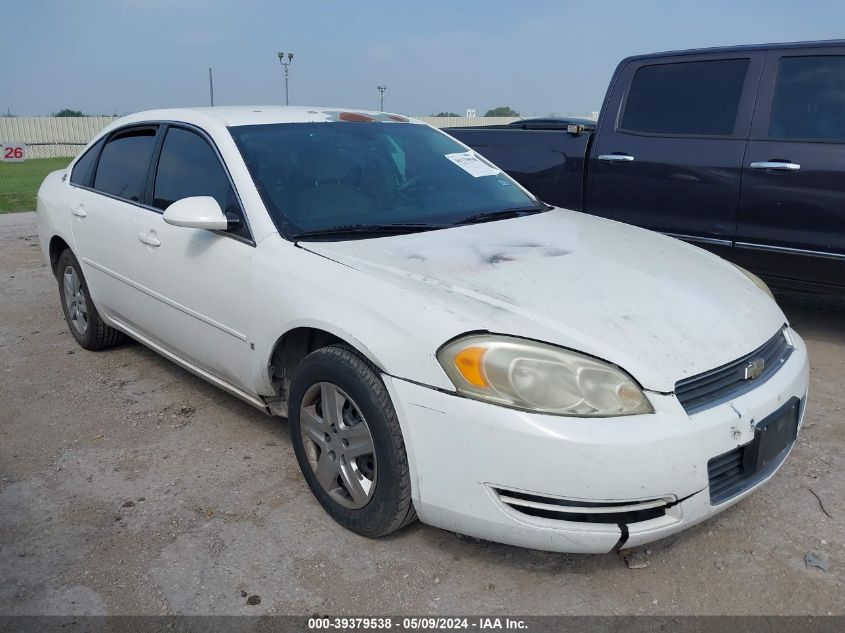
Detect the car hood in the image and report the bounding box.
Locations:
[300,209,787,392]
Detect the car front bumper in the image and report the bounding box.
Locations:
[383,328,809,553]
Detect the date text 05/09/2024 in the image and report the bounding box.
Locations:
[307,617,528,630]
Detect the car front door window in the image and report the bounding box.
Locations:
[152,126,251,241]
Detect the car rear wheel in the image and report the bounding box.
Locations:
[56,249,125,351]
[289,345,416,537]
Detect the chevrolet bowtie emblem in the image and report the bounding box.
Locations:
[744,357,765,380]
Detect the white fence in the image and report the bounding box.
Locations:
[419,116,519,128]
[0,115,522,159]
[0,117,119,158]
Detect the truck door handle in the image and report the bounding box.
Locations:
[137,231,161,247]
[70,205,87,218]
[598,153,635,162]
[750,161,801,171]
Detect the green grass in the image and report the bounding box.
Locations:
[0,157,71,213]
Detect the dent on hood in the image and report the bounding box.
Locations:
[299,210,788,393]
[399,240,570,276]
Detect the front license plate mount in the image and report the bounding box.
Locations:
[744,397,800,472]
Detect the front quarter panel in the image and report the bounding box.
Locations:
[247,235,485,395]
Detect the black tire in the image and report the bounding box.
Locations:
[289,345,417,537]
[56,249,125,351]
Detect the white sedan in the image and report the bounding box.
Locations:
[37,107,809,553]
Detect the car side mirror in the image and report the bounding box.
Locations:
[162,196,228,231]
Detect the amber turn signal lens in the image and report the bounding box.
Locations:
[453,346,489,387]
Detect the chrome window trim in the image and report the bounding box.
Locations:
[665,233,845,262]
[735,241,845,261]
[663,232,732,247]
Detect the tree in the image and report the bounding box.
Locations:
[431,111,461,117]
[484,106,520,117]
[53,109,85,117]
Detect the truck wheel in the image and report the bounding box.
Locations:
[56,249,125,351]
[289,345,417,537]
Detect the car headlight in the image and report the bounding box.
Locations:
[436,335,653,417]
[733,264,775,300]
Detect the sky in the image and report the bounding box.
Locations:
[3,0,845,117]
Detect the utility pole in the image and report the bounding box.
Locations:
[377,85,387,111]
[208,67,215,106]
[277,51,294,105]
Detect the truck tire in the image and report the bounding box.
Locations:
[289,344,417,537]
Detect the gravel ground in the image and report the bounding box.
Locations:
[1,211,843,616]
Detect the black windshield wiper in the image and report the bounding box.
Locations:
[293,223,451,241]
[455,206,547,226]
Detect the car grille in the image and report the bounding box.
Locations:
[707,448,745,503]
[492,488,671,524]
[675,327,792,414]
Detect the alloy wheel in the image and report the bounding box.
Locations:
[63,265,88,335]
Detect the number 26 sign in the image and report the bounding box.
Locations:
[1,143,27,162]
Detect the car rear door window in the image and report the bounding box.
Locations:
[70,138,104,187]
[621,58,750,136]
[769,55,845,141]
[152,127,250,239]
[93,128,157,202]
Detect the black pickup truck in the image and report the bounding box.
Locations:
[449,40,845,294]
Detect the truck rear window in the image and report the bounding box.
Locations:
[621,58,750,136]
[769,55,845,141]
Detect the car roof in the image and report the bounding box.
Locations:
[112,106,424,129]
[622,39,845,63]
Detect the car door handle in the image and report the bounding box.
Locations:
[750,161,801,171]
[137,231,161,247]
[598,153,635,162]
[70,205,87,218]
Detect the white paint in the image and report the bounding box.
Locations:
[385,332,807,553]
[163,196,228,230]
[302,210,788,391]
[35,106,811,552]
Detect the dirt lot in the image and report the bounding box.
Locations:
[1,211,843,616]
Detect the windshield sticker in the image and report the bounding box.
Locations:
[444,151,500,178]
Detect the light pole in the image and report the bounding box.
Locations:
[377,85,387,111]
[277,51,294,105]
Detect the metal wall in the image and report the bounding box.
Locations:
[0,116,521,158]
[0,117,118,158]
[419,116,520,128]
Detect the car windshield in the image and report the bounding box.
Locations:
[229,121,544,239]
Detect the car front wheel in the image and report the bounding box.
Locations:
[289,345,416,537]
